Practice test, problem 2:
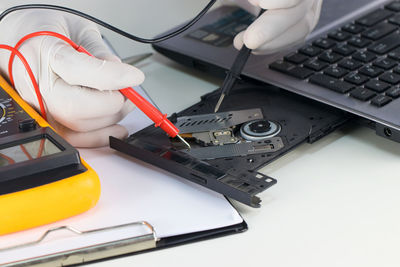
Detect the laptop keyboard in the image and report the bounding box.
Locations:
[270,1,400,108]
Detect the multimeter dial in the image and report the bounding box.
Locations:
[0,103,5,124]
[0,92,31,137]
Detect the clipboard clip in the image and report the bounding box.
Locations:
[1,221,158,266]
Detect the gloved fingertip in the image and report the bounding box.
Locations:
[243,28,263,50]
[110,125,129,140]
[130,66,145,86]
[310,0,323,30]
[103,54,122,63]
[233,31,245,50]
[66,124,129,148]
[117,63,145,88]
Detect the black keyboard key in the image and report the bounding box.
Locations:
[386,1,400,12]
[389,13,400,25]
[270,61,313,79]
[371,95,392,106]
[324,66,349,78]
[328,30,351,41]
[344,72,369,85]
[309,74,354,93]
[373,57,398,70]
[362,22,397,40]
[386,86,400,98]
[332,44,356,56]
[350,87,376,101]
[270,60,295,72]
[304,58,329,71]
[379,72,400,84]
[388,47,400,60]
[339,58,363,70]
[356,9,393,27]
[352,51,377,63]
[299,45,322,57]
[359,65,384,77]
[368,32,400,55]
[313,38,336,49]
[284,53,309,64]
[319,51,343,63]
[342,23,365,34]
[347,36,372,48]
[365,79,391,92]
[393,65,400,74]
[288,66,315,79]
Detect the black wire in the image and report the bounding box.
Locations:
[0,1,217,44]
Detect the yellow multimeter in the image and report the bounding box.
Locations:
[0,74,101,235]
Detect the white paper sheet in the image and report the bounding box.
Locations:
[0,86,243,265]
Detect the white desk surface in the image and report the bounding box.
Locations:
[2,1,400,267]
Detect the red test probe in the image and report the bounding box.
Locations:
[7,31,190,149]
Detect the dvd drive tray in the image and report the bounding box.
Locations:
[111,83,349,207]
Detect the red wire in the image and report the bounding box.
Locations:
[7,31,180,138]
[0,44,46,120]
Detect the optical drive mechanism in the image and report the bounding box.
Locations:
[111,84,349,207]
[174,109,284,160]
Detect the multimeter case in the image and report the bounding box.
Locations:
[111,82,350,208]
[0,75,100,235]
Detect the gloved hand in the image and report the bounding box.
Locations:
[0,10,145,147]
[222,0,323,54]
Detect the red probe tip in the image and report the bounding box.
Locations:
[176,134,191,150]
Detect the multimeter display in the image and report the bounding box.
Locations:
[0,138,61,167]
[0,86,87,195]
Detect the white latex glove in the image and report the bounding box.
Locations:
[0,10,145,147]
[223,0,323,54]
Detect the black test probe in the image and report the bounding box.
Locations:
[214,9,266,113]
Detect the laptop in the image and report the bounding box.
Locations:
[153,0,400,142]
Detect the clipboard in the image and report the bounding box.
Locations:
[0,220,246,266]
[0,86,247,266]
